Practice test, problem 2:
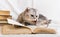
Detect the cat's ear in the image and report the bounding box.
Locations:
[25,8,29,12]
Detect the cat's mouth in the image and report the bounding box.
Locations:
[32,21,37,23]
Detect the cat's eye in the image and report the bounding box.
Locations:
[36,16,37,17]
[31,15,34,17]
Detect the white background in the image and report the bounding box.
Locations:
[0,0,60,37]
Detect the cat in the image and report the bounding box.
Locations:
[16,8,37,26]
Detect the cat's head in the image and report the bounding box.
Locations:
[24,8,38,25]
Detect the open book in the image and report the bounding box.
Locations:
[6,18,56,34]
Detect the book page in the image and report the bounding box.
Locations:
[7,18,37,31]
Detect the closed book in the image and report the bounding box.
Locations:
[0,16,12,21]
[0,10,10,16]
[0,21,8,24]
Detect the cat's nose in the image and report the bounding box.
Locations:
[34,21,36,22]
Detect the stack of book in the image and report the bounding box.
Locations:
[0,10,12,25]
